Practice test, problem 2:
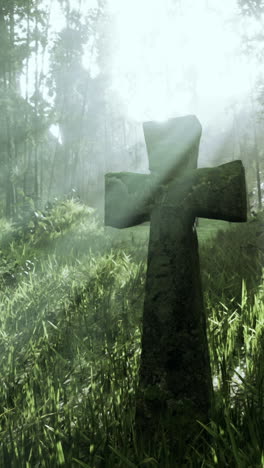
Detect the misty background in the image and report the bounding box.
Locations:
[1,0,264,219]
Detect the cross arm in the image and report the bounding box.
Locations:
[192,160,247,222]
[105,161,247,228]
[105,172,155,228]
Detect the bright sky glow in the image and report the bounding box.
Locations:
[20,0,63,103]
[82,37,100,78]
[108,0,264,125]
[68,0,100,75]
[19,0,264,145]
[50,124,62,144]
[20,0,99,141]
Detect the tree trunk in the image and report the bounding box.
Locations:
[3,65,15,219]
[33,3,39,208]
[255,149,262,210]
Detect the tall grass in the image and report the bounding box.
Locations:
[0,201,264,466]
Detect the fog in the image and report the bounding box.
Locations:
[10,0,264,211]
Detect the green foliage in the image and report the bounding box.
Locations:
[200,214,264,307]
[0,253,143,466]
[0,199,105,290]
[0,203,264,466]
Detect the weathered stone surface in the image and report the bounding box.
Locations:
[104,173,152,228]
[104,115,247,455]
[136,205,211,449]
[143,115,202,178]
[105,160,247,228]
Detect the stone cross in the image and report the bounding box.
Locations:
[104,115,247,451]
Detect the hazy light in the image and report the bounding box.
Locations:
[69,0,98,13]
[82,37,100,77]
[20,0,62,103]
[49,0,66,32]
[20,0,100,104]
[108,0,263,124]
[68,0,100,76]
[50,124,62,144]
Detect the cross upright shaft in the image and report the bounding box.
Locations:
[104,115,247,449]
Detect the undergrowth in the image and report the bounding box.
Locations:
[0,200,264,467]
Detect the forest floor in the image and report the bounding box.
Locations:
[0,200,264,467]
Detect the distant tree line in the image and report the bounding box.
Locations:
[0,0,146,219]
[1,0,264,219]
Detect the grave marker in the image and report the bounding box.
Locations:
[105,115,247,449]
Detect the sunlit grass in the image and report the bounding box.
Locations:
[0,200,264,466]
